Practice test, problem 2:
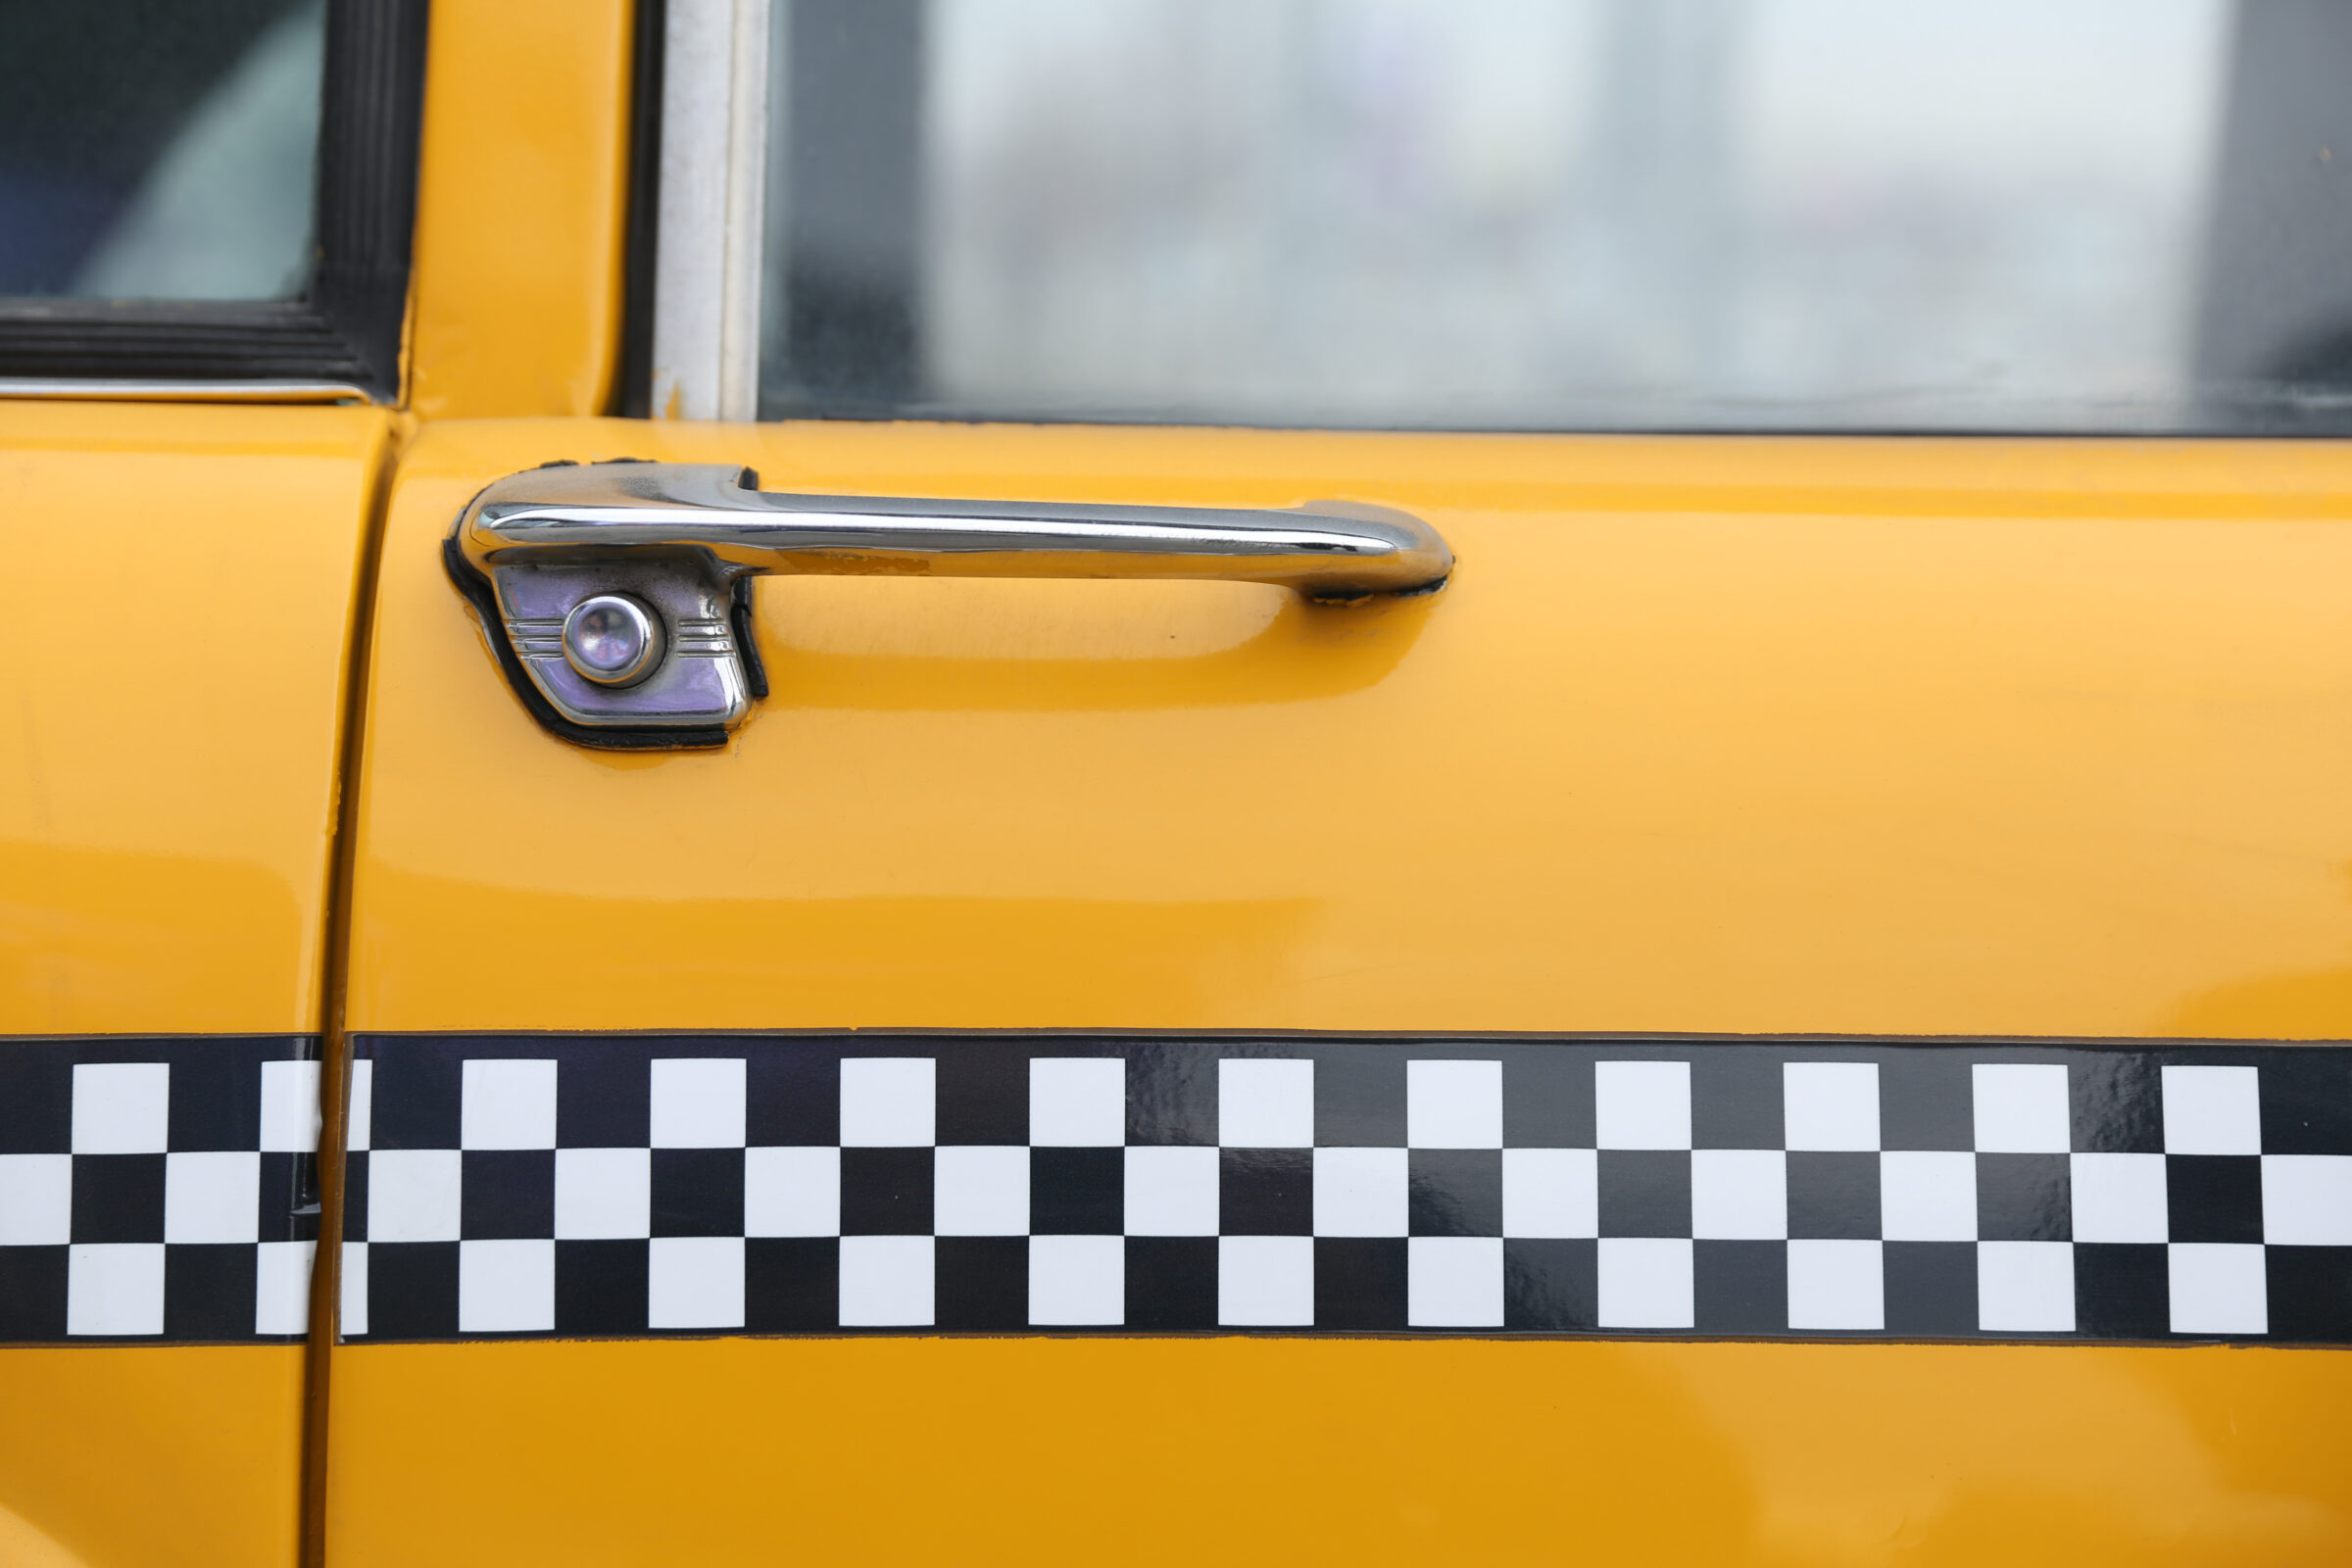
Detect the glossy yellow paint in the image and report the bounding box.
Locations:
[328,415,2352,1563]
[350,417,2352,1040]
[325,1338,2350,1566]
[404,0,633,421]
[0,399,393,1568]
[0,1348,307,1568]
[0,400,394,1034]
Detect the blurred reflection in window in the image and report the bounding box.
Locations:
[762,0,2352,432]
[0,0,323,302]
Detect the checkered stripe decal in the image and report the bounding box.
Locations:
[0,1038,321,1343]
[339,1038,2352,1343]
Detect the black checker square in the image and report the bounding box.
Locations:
[1408,1150,1501,1237]
[164,1245,259,1340]
[651,1149,744,1237]
[72,1154,165,1244]
[1220,1150,1312,1236]
[555,1044,650,1148]
[840,1148,933,1236]
[165,1049,260,1153]
[1504,1239,1596,1332]
[934,1044,1031,1146]
[259,1152,318,1244]
[368,1049,461,1150]
[1030,1148,1122,1235]
[2074,1243,2169,1341]
[1976,1153,2071,1242]
[2266,1247,2352,1343]
[555,1240,650,1336]
[341,1152,369,1243]
[2166,1155,2263,1245]
[1877,1053,1974,1152]
[2257,1053,2352,1155]
[0,1053,72,1154]
[461,1151,555,1240]
[1690,1052,1784,1151]
[1126,1047,1216,1148]
[1694,1240,1786,1334]
[1883,1242,1977,1337]
[2071,1053,2163,1154]
[935,1237,1028,1330]
[1597,1151,1690,1239]
[1786,1152,1879,1241]
[1314,1048,1404,1148]
[746,1048,837,1148]
[1314,1238,1406,1329]
[367,1242,459,1339]
[745,1238,839,1332]
[1125,1237,1217,1329]
[1501,1049,1593,1149]
[0,1248,68,1341]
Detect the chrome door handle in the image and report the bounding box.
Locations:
[446,461,1452,748]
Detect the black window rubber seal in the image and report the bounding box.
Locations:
[0,0,429,396]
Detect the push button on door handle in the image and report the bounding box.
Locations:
[444,462,1453,750]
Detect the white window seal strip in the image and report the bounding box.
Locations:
[652,0,771,421]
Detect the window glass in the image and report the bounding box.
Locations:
[0,0,324,302]
[762,0,2352,432]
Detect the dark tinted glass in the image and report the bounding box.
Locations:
[761,0,2352,433]
[0,0,323,302]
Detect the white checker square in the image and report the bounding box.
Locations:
[459,1239,555,1333]
[1788,1240,1884,1330]
[840,1057,935,1148]
[1978,1241,2075,1333]
[839,1235,933,1326]
[2070,1153,2169,1244]
[68,1244,165,1335]
[339,1242,368,1336]
[1218,1236,1313,1326]
[164,1151,260,1244]
[1784,1063,1880,1152]
[1406,1060,1502,1149]
[460,1058,558,1150]
[1312,1148,1406,1237]
[1124,1147,1219,1236]
[1880,1152,1976,1243]
[2162,1066,2262,1155]
[650,1057,747,1149]
[259,1059,321,1153]
[71,1062,169,1154]
[554,1148,652,1240]
[1595,1061,1690,1150]
[649,1236,746,1329]
[2262,1154,2352,1246]
[1218,1059,1314,1149]
[1502,1149,1597,1239]
[1972,1064,2071,1153]
[1029,1235,1123,1325]
[345,1059,373,1152]
[934,1147,1029,1236]
[1596,1238,1694,1328]
[1691,1150,1787,1240]
[0,1154,72,1246]
[2168,1243,2267,1334]
[254,1241,314,1336]
[744,1147,840,1237]
[1408,1237,1503,1327]
[367,1150,463,1243]
[1029,1058,1124,1147]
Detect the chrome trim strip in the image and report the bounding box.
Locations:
[0,378,374,404]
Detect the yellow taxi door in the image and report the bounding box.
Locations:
[325,3,2352,1564]
[0,1,421,1560]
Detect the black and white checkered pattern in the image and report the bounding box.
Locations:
[0,1038,321,1343]
[341,1037,2352,1343]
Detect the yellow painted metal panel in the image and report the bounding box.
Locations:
[326,1338,2350,1566]
[350,418,2352,1040]
[0,400,392,1035]
[404,0,633,421]
[0,1348,306,1568]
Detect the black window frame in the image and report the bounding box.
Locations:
[0,0,430,400]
